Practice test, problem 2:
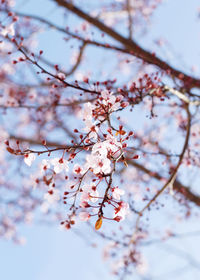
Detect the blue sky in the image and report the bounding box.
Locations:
[0,224,115,280]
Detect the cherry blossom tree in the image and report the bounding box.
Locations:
[1,0,200,278]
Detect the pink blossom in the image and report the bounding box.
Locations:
[84,119,98,139]
[57,72,66,80]
[85,154,111,174]
[82,102,94,121]
[80,191,90,203]
[73,164,83,175]
[89,190,99,203]
[79,212,90,221]
[101,90,121,112]
[92,141,108,157]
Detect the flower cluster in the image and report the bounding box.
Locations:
[24,155,69,175]
[82,90,128,140]
[85,135,122,175]
[6,84,134,232]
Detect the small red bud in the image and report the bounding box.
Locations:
[5,140,9,146]
[133,155,139,159]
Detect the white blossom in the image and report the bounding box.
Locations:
[89,190,99,203]
[114,202,129,221]
[82,102,94,120]
[1,23,15,37]
[50,157,69,174]
[39,159,51,173]
[43,188,60,204]
[24,153,36,167]
[112,187,125,200]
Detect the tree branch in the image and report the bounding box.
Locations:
[53,0,200,89]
